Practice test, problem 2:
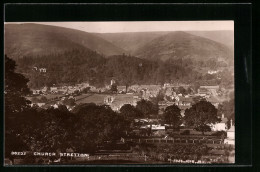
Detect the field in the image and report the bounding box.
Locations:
[75,93,137,106]
[26,94,64,101]
[75,94,107,105]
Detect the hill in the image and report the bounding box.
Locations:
[186,31,234,50]
[133,31,233,63]
[4,23,126,60]
[97,31,233,62]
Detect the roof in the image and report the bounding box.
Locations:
[152,125,165,130]
[220,117,228,123]
[200,86,219,89]
[179,97,193,102]
[206,97,220,103]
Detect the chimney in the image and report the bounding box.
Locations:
[230,119,233,127]
[222,114,224,119]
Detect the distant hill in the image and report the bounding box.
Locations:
[5,23,126,60]
[186,31,234,50]
[97,31,233,61]
[5,24,233,64]
[133,31,233,62]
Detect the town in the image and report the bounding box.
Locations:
[4,21,235,165]
[10,77,234,165]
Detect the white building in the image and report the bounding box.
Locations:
[211,114,228,131]
[224,120,235,145]
[207,70,219,75]
[39,68,47,73]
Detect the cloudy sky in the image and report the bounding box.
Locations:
[6,21,234,33]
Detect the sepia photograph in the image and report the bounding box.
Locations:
[4,21,235,165]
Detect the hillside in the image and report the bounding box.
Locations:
[4,23,126,60]
[97,31,233,62]
[186,31,234,50]
[14,49,233,89]
[133,31,233,63]
[95,32,168,54]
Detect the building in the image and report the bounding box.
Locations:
[32,89,41,95]
[111,79,116,85]
[224,120,235,145]
[207,70,219,75]
[198,87,209,96]
[151,125,165,136]
[211,114,228,131]
[39,68,47,73]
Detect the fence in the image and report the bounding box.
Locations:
[127,138,223,145]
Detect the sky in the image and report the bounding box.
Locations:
[6,21,234,33]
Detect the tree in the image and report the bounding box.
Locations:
[186,87,194,95]
[120,104,143,119]
[184,100,220,135]
[163,105,182,129]
[136,99,159,118]
[5,55,31,114]
[150,90,165,105]
[72,103,129,152]
[219,99,235,129]
[62,97,76,107]
[5,55,31,158]
[177,86,187,95]
[82,87,90,94]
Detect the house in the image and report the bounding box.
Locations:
[32,89,41,95]
[200,86,219,90]
[198,87,208,96]
[200,85,219,96]
[39,68,47,73]
[165,88,174,96]
[224,120,235,145]
[52,104,59,109]
[151,125,165,136]
[207,70,219,75]
[211,114,228,131]
[50,87,58,92]
[33,66,38,71]
[36,103,46,107]
[41,86,48,93]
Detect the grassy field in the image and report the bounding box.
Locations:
[75,94,108,105]
[75,93,137,106]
